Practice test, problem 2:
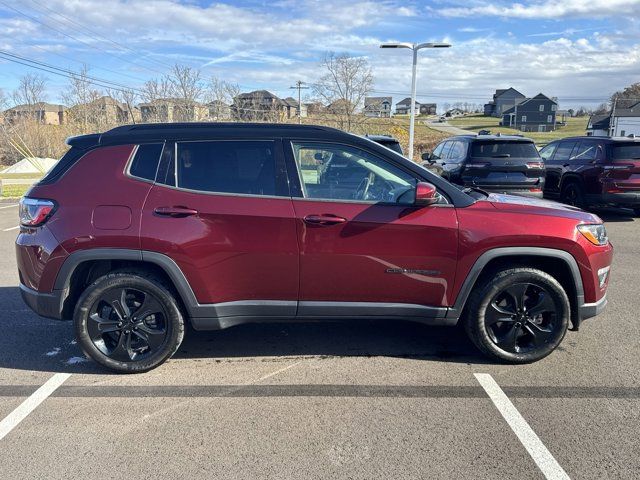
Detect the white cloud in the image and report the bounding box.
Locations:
[436,0,640,19]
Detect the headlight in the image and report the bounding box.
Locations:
[577,224,608,246]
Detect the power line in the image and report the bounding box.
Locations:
[0,1,168,78]
[25,0,176,72]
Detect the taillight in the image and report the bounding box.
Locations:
[526,162,544,169]
[19,197,56,227]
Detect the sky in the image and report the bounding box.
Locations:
[0,0,639,109]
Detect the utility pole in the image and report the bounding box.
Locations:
[610,97,617,137]
[289,80,309,124]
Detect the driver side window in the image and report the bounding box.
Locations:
[291,142,418,204]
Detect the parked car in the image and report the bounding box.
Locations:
[364,134,403,155]
[540,136,640,214]
[17,123,612,372]
[422,134,545,198]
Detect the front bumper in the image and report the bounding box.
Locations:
[578,293,608,321]
[20,283,64,320]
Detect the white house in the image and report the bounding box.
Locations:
[587,102,640,137]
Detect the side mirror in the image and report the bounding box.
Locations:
[414,182,439,206]
[421,151,432,161]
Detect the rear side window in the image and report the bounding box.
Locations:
[176,140,278,196]
[129,144,163,181]
[471,141,539,158]
[554,141,577,161]
[611,143,640,161]
[573,141,598,161]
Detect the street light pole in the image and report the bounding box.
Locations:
[380,42,451,161]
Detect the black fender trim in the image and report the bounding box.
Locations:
[446,247,586,325]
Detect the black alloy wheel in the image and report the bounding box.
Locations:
[484,282,560,354]
[87,287,168,362]
[561,183,584,208]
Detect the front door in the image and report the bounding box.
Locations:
[140,139,299,317]
[286,140,458,318]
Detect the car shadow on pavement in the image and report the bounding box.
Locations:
[0,285,489,374]
[591,207,636,223]
[175,320,489,365]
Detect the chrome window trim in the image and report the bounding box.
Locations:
[124,142,166,185]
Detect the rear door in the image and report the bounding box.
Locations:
[285,140,459,315]
[604,142,640,192]
[539,142,558,195]
[140,138,299,316]
[461,140,543,191]
[547,139,578,195]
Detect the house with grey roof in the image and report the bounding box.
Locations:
[587,102,640,137]
[484,88,526,117]
[501,93,558,132]
[364,97,392,117]
[394,98,436,116]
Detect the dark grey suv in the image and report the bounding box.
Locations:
[422,133,545,197]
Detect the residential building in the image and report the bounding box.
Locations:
[69,96,136,125]
[5,102,66,125]
[326,99,354,115]
[501,93,558,132]
[587,102,640,137]
[445,108,464,117]
[232,90,286,121]
[206,100,231,120]
[364,97,392,117]
[139,98,207,123]
[419,103,437,115]
[282,97,308,119]
[484,88,526,117]
[304,101,325,116]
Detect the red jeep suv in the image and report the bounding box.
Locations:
[16,124,612,372]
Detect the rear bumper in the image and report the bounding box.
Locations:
[480,187,544,198]
[579,293,607,321]
[585,192,640,207]
[20,283,64,320]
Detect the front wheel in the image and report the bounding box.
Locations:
[74,272,185,373]
[464,268,570,363]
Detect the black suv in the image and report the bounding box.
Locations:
[423,133,545,197]
[540,136,640,213]
[365,134,403,155]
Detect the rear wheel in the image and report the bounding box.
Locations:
[464,268,570,363]
[561,181,584,208]
[74,272,184,373]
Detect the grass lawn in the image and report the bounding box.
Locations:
[448,114,589,144]
[1,184,30,198]
[0,172,44,180]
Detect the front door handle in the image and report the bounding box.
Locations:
[303,214,347,226]
[154,206,199,218]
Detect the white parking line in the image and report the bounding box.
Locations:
[0,204,18,210]
[0,373,71,441]
[474,373,570,480]
[2,226,19,232]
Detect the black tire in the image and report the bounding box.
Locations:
[74,272,184,373]
[561,181,584,208]
[464,268,569,363]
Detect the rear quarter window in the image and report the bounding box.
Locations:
[129,143,164,181]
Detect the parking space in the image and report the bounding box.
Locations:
[0,205,638,479]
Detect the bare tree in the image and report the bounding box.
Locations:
[0,88,7,124]
[313,53,373,130]
[169,64,204,121]
[107,87,139,125]
[62,65,103,132]
[205,77,239,120]
[140,76,173,122]
[12,73,48,112]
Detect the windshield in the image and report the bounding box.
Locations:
[471,141,539,159]
[611,143,640,161]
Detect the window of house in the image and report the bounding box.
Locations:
[291,142,417,204]
[547,115,553,123]
[539,105,545,112]
[129,144,164,181]
[521,115,527,122]
[551,105,557,111]
[175,140,278,196]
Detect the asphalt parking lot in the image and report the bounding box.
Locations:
[0,202,638,479]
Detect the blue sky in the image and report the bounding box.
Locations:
[1,0,639,108]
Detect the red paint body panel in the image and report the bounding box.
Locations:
[292,200,458,306]
[140,185,299,304]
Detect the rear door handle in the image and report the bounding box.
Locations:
[154,206,199,217]
[563,163,570,167]
[303,214,347,226]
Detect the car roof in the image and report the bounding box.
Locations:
[67,122,359,148]
[545,135,640,144]
[445,134,535,142]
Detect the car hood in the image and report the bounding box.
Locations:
[486,193,602,223]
